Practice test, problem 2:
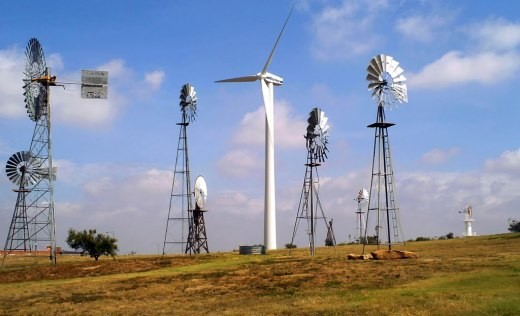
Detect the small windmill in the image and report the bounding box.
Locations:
[355,188,369,244]
[363,54,407,253]
[216,7,294,251]
[4,152,45,252]
[290,108,333,256]
[163,83,198,254]
[459,205,476,237]
[185,176,209,253]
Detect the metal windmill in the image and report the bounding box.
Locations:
[355,188,369,244]
[2,38,107,265]
[163,83,198,254]
[290,108,334,256]
[362,54,407,253]
[185,176,209,254]
[3,39,58,263]
[459,205,476,237]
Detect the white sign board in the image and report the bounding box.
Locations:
[81,70,108,85]
[81,85,108,99]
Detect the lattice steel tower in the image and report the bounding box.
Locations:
[290,108,334,256]
[3,38,57,264]
[363,54,408,253]
[163,83,198,254]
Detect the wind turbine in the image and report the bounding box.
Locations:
[216,8,293,250]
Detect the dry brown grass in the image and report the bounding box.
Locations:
[1,234,519,315]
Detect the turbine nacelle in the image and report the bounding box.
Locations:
[261,72,283,86]
[215,72,283,86]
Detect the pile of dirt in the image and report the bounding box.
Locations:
[371,250,418,260]
[347,253,371,260]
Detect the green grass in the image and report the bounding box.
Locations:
[1,233,519,315]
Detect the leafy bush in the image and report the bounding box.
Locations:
[508,218,520,233]
[66,228,118,261]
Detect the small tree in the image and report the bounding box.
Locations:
[66,228,118,261]
[508,218,520,233]
[446,232,454,239]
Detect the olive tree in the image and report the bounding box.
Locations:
[66,228,118,261]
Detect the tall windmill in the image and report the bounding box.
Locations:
[3,38,58,263]
[163,83,198,254]
[215,7,293,251]
[290,108,333,256]
[363,54,407,253]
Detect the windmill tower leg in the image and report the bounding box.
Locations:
[290,155,333,255]
[186,209,209,254]
[163,121,193,254]
[363,105,404,253]
[290,158,316,255]
[3,188,31,256]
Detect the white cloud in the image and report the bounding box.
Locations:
[0,47,25,118]
[232,99,306,148]
[144,69,165,91]
[47,53,64,71]
[52,87,120,128]
[210,190,263,216]
[408,50,520,89]
[409,17,520,89]
[484,148,520,174]
[215,149,262,178]
[309,0,388,61]
[396,14,451,43]
[421,147,460,164]
[468,18,520,52]
[98,59,132,79]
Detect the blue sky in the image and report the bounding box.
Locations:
[1,0,520,254]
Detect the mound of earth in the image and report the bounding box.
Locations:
[371,250,418,260]
[347,253,371,260]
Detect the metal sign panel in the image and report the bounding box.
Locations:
[81,70,108,85]
[81,85,107,99]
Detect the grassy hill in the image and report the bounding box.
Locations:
[1,234,519,315]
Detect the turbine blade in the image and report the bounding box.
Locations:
[215,75,259,83]
[261,5,295,74]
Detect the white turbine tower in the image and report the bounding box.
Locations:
[216,8,293,250]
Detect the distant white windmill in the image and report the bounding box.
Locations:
[216,7,294,250]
